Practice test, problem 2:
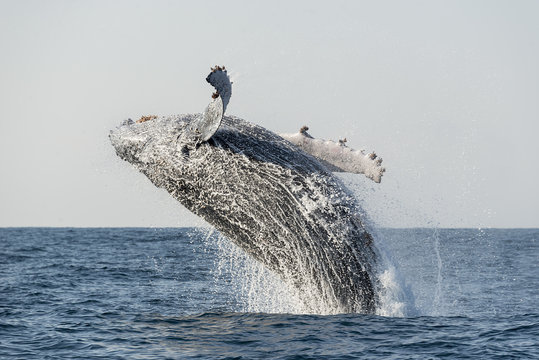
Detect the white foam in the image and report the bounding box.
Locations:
[206,222,420,317]
[208,232,309,314]
[375,264,415,317]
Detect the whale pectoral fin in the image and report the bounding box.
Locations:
[183,96,224,145]
[206,66,232,113]
[181,66,232,146]
[280,131,386,183]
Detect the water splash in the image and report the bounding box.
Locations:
[202,221,420,317]
[194,173,426,317]
[204,230,308,314]
[195,171,419,317]
[373,246,418,317]
[431,227,445,315]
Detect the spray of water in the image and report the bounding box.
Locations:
[204,226,422,316]
[204,230,308,313]
[431,227,445,315]
[337,173,418,317]
[372,235,419,317]
[202,203,420,317]
[193,170,424,317]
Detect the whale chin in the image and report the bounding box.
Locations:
[110,114,379,314]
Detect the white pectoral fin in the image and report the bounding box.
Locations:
[199,96,225,142]
[206,66,232,113]
[184,97,224,144]
[183,66,231,145]
[280,130,386,183]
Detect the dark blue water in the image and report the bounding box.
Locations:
[1,228,537,359]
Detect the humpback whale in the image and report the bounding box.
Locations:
[109,67,384,314]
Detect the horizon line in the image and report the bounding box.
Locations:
[1,226,538,230]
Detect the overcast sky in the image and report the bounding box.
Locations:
[1,0,537,228]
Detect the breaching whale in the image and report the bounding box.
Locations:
[110,67,385,314]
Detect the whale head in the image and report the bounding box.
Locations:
[109,115,190,167]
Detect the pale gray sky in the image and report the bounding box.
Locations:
[1,0,538,228]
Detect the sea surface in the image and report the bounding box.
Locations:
[1,227,537,359]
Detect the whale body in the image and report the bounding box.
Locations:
[110,114,378,313]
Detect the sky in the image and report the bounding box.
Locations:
[0,0,538,228]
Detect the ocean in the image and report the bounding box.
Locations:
[1,227,537,359]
